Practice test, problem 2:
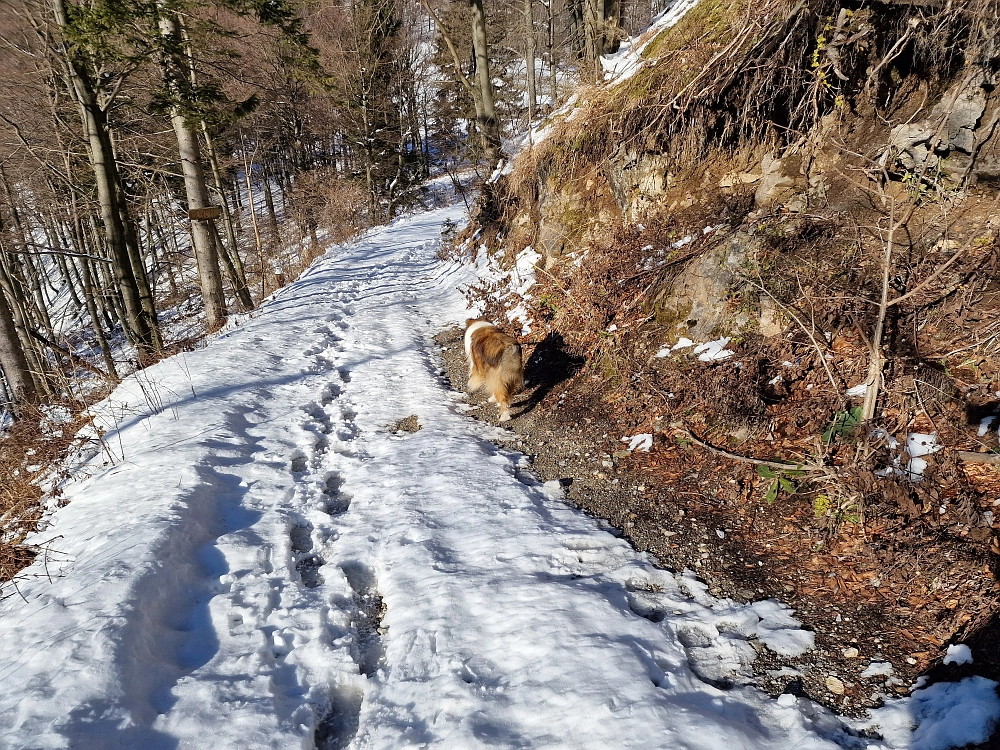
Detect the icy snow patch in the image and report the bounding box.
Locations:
[694,337,734,361]
[905,432,942,480]
[979,415,996,437]
[943,644,973,666]
[861,662,895,678]
[622,433,653,452]
[846,383,868,397]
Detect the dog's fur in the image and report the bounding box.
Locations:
[464,318,524,422]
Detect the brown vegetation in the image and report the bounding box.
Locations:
[465,0,1000,702]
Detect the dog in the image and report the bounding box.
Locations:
[464,318,524,422]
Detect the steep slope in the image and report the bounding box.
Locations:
[468,0,1000,715]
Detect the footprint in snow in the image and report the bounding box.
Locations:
[341,562,386,677]
[322,473,352,516]
[314,684,363,750]
[290,521,324,589]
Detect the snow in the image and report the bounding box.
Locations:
[979,415,996,437]
[872,677,1000,750]
[847,383,869,397]
[602,0,701,85]
[656,337,733,363]
[862,662,896,678]
[502,246,542,335]
[905,432,942,480]
[943,644,973,666]
[694,337,735,361]
[655,337,695,357]
[749,600,816,657]
[621,433,653,452]
[0,201,997,749]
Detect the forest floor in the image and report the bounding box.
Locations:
[0,201,997,749]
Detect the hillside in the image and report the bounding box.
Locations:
[464,0,1000,715]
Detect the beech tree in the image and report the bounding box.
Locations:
[48,0,163,355]
[156,2,228,330]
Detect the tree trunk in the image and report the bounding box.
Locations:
[202,123,253,310]
[524,0,537,122]
[547,0,558,102]
[0,251,49,397]
[50,0,159,354]
[157,4,228,332]
[69,194,119,381]
[583,0,601,80]
[469,0,502,166]
[0,281,36,406]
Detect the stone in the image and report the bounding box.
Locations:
[653,232,758,340]
[759,296,785,337]
[935,79,987,154]
[719,172,760,189]
[538,222,567,259]
[826,675,846,695]
[604,149,673,221]
[843,647,860,659]
[888,122,932,150]
[754,154,806,207]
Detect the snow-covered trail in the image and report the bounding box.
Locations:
[0,205,988,749]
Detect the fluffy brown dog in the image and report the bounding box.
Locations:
[464,318,524,422]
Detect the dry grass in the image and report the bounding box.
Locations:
[0,402,93,585]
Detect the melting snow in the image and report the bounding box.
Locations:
[622,433,653,452]
[943,644,973,666]
[862,662,896,678]
[694,337,735,361]
[602,0,701,85]
[906,432,942,480]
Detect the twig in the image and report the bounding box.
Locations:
[742,276,840,391]
[885,243,967,308]
[680,428,824,471]
[534,264,586,312]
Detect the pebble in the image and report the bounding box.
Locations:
[842,647,859,658]
[826,676,846,695]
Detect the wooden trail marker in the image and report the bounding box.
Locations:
[188,206,222,221]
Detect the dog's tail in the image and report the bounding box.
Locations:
[486,342,524,411]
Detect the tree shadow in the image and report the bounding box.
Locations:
[515,331,585,417]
